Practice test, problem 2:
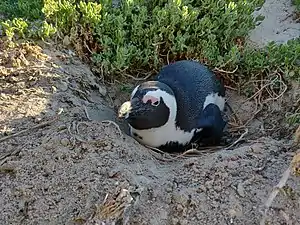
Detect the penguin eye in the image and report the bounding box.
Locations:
[142,95,160,106]
[151,100,160,107]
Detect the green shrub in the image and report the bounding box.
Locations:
[0,0,43,20]
[90,0,261,77]
[0,0,299,87]
[1,18,29,40]
[1,18,57,41]
[27,0,262,79]
[293,0,300,11]
[241,40,300,81]
[42,0,79,33]
[286,112,300,125]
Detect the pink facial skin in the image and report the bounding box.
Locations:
[142,95,159,105]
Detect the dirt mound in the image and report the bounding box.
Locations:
[0,40,299,225]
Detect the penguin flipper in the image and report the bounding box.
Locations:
[196,103,227,145]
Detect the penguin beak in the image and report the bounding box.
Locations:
[118,97,145,120]
[118,101,132,119]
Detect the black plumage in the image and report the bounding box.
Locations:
[155,60,225,132]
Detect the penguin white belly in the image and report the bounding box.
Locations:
[203,93,225,111]
[129,124,202,148]
[128,92,224,148]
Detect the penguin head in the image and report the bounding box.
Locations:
[118,81,177,130]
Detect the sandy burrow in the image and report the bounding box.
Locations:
[0,43,299,225]
[1,0,300,221]
[0,118,300,225]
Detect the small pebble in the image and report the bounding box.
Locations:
[56,81,68,92]
[57,126,67,132]
[63,35,71,46]
[34,117,42,123]
[181,219,188,225]
[237,182,245,197]
[108,169,119,178]
[60,138,70,146]
[227,161,238,169]
[192,165,199,173]
[43,143,53,150]
[204,180,213,189]
[199,185,207,192]
[165,187,172,193]
[172,218,179,225]
[250,144,263,154]
[98,167,107,175]
[176,204,184,212]
[214,185,223,192]
[104,144,112,151]
[98,86,107,96]
[52,86,57,93]
[165,194,172,204]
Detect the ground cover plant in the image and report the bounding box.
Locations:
[0,0,298,80]
[1,0,299,126]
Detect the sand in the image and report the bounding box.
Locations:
[247,0,300,47]
[1,0,300,224]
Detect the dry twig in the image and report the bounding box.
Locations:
[260,166,292,225]
[0,109,63,143]
[224,128,248,150]
[260,125,300,225]
[122,72,152,81]
[101,120,123,138]
[67,121,88,143]
[213,66,238,74]
[0,149,22,166]
[145,129,248,162]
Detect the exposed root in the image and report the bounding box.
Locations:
[176,147,222,157]
[67,121,87,143]
[101,120,123,138]
[83,105,92,121]
[225,128,249,150]
[293,124,300,145]
[122,72,153,81]
[145,130,248,162]
[0,149,22,166]
[279,210,292,225]
[291,151,300,177]
[84,104,123,138]
[243,80,275,103]
[248,72,286,105]
[66,119,123,145]
[144,145,180,162]
[213,66,238,74]
[228,71,288,130]
[224,85,238,91]
[260,125,300,225]
[260,166,292,225]
[225,101,244,127]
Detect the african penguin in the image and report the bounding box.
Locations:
[118,60,227,152]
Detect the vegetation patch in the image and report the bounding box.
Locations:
[0,0,299,123]
[293,0,300,21]
[0,0,43,20]
[293,0,300,11]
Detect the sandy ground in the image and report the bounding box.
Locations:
[247,0,300,47]
[0,0,300,225]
